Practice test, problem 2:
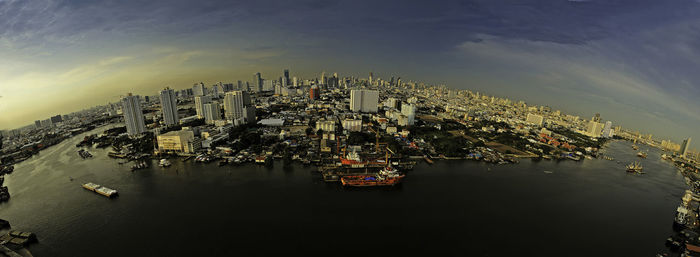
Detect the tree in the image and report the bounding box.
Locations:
[316,129,323,136]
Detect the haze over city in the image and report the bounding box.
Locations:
[1,0,699,143]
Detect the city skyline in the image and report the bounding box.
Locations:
[1,0,699,143]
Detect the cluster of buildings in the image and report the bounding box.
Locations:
[1,69,698,166]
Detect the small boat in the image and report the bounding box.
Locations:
[625,162,643,173]
[424,156,434,164]
[159,159,172,167]
[636,152,647,158]
[131,161,148,171]
[82,182,118,198]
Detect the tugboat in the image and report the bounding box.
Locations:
[637,152,647,158]
[341,165,405,187]
[626,162,643,173]
[159,159,172,167]
[78,149,93,159]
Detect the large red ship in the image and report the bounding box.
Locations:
[339,149,386,167]
[341,166,405,187]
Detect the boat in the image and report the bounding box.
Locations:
[159,159,172,167]
[341,165,405,187]
[424,156,434,164]
[339,149,386,167]
[131,161,148,171]
[78,149,93,159]
[637,152,647,158]
[632,145,639,150]
[82,182,118,198]
[625,162,643,173]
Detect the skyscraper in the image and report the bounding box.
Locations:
[681,138,692,158]
[401,103,416,125]
[203,102,221,124]
[310,85,320,100]
[602,121,614,138]
[121,93,146,135]
[194,95,212,119]
[283,69,290,85]
[223,91,254,123]
[159,87,179,126]
[193,82,206,96]
[350,89,379,113]
[252,73,262,92]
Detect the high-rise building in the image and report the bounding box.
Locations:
[224,91,253,122]
[121,93,146,135]
[401,103,416,126]
[586,121,605,138]
[203,102,221,124]
[252,73,262,92]
[283,69,290,85]
[592,113,601,123]
[310,85,320,100]
[194,96,212,119]
[350,89,379,113]
[193,82,206,96]
[34,120,41,128]
[159,87,179,126]
[602,121,614,138]
[369,72,373,84]
[681,138,692,158]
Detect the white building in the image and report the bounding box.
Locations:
[159,87,179,126]
[586,121,605,138]
[316,120,336,132]
[121,93,146,135]
[194,95,212,119]
[224,91,256,124]
[203,102,221,124]
[342,119,362,132]
[526,113,544,127]
[602,121,614,138]
[681,138,692,158]
[350,89,379,113]
[401,103,416,126]
[157,130,195,154]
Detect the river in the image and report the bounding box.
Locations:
[0,126,686,256]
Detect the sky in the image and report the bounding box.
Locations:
[0,0,698,144]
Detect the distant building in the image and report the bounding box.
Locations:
[283,69,290,85]
[34,120,41,129]
[310,85,320,100]
[50,115,63,124]
[194,96,212,119]
[681,138,692,158]
[159,87,179,126]
[350,89,379,113]
[401,103,416,126]
[526,113,544,127]
[121,93,146,135]
[601,121,614,138]
[193,82,206,96]
[203,102,221,124]
[252,73,262,92]
[157,130,195,154]
[586,120,604,138]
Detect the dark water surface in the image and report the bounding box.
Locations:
[0,127,686,256]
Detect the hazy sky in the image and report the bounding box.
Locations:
[0,0,698,143]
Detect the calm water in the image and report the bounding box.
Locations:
[0,127,687,256]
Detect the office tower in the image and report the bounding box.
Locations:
[401,103,416,125]
[212,82,222,97]
[320,72,327,86]
[194,95,212,119]
[224,91,252,121]
[310,85,320,100]
[284,69,290,85]
[34,120,41,128]
[159,87,179,126]
[369,72,373,84]
[237,80,243,90]
[40,119,52,128]
[203,102,221,124]
[253,73,262,92]
[293,77,298,87]
[526,113,544,127]
[681,138,692,158]
[223,83,234,92]
[262,79,274,92]
[350,89,379,113]
[121,93,146,135]
[193,82,206,96]
[602,121,613,138]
